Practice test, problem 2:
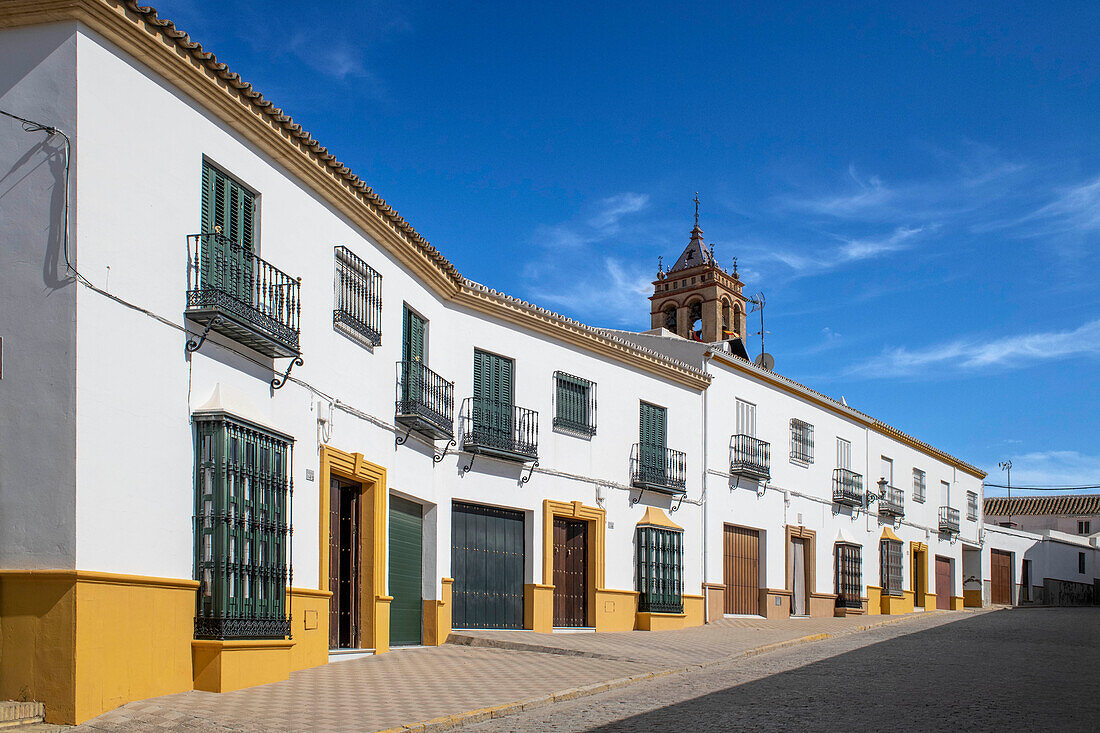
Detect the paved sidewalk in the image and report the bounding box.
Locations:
[75,611,975,733]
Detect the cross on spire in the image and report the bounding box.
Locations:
[693,192,700,228]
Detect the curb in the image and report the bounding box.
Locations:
[377,610,986,732]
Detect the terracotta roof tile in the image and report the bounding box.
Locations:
[984,495,1100,516]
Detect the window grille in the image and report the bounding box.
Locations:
[790,419,814,463]
[835,543,862,609]
[636,526,683,613]
[967,491,978,521]
[913,469,926,503]
[880,539,903,597]
[334,246,382,347]
[553,372,596,436]
[194,413,292,639]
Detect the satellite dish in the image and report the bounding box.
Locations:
[754,352,774,371]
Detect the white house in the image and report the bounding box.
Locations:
[0,1,987,725]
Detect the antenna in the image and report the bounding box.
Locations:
[747,291,769,363]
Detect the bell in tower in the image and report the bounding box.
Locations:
[649,195,748,344]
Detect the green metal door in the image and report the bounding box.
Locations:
[639,402,667,485]
[472,349,514,449]
[451,501,524,629]
[388,495,423,646]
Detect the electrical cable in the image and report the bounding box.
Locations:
[983,484,1100,491]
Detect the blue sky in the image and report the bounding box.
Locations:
[153,1,1099,493]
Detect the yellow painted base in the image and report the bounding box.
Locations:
[880,592,914,615]
[594,588,638,632]
[0,570,199,725]
[192,639,294,693]
[423,578,453,645]
[963,589,982,608]
[288,587,331,672]
[866,586,881,615]
[950,595,964,610]
[683,594,705,627]
[523,583,554,633]
[636,611,686,631]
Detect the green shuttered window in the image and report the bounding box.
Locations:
[201,160,255,301]
[636,526,683,613]
[194,413,292,639]
[553,372,596,436]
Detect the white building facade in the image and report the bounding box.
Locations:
[0,1,985,725]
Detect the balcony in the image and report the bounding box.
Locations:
[630,444,687,495]
[939,506,961,534]
[395,361,454,441]
[832,468,864,507]
[186,233,300,357]
[461,398,538,463]
[730,434,770,480]
[877,484,905,518]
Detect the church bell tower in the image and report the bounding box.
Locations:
[649,195,748,343]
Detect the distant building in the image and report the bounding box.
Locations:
[984,495,1100,535]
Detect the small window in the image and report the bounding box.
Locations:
[835,543,862,610]
[1079,520,1091,535]
[880,456,893,484]
[880,539,903,597]
[334,246,382,347]
[553,372,596,436]
[967,492,978,521]
[912,469,926,503]
[1080,552,1087,574]
[790,419,814,464]
[837,438,851,470]
[637,526,683,613]
[940,480,951,506]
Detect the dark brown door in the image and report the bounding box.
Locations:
[328,477,361,648]
[553,518,588,627]
[1020,560,1031,603]
[991,549,1012,605]
[935,556,952,609]
[723,525,760,615]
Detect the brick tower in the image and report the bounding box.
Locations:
[649,195,748,343]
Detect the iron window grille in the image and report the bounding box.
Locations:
[194,413,292,639]
[637,526,683,613]
[334,246,382,347]
[835,543,862,609]
[553,372,597,436]
[880,539,903,597]
[912,469,926,503]
[789,419,814,463]
[967,491,978,521]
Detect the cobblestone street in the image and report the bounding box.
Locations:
[461,607,1100,733]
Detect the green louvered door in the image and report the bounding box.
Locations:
[402,307,427,404]
[201,160,254,303]
[451,501,525,629]
[388,495,423,646]
[472,349,514,451]
[639,402,667,486]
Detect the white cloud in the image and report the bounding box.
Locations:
[758,225,926,276]
[785,163,894,218]
[587,193,649,232]
[986,450,1100,490]
[529,256,653,327]
[848,319,1100,378]
[994,175,1100,237]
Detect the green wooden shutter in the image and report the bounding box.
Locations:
[402,306,426,364]
[473,349,514,447]
[201,161,255,301]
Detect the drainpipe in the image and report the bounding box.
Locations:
[701,349,713,620]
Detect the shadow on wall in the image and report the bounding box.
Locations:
[583,609,1099,732]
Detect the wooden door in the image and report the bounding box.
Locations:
[1020,560,1031,603]
[791,538,808,616]
[913,551,927,607]
[553,518,588,627]
[451,501,525,629]
[723,525,760,615]
[935,556,952,609]
[389,495,423,646]
[328,478,361,649]
[991,549,1012,605]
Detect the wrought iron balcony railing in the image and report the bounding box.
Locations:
[186,233,301,357]
[878,484,905,518]
[832,468,864,507]
[461,398,538,462]
[730,434,770,480]
[630,444,687,495]
[395,361,454,441]
[939,506,961,534]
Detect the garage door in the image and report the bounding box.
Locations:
[934,556,952,610]
[451,501,525,629]
[723,525,760,615]
[990,549,1012,605]
[389,495,423,646]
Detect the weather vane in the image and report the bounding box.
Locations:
[693,192,700,228]
[657,255,663,274]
